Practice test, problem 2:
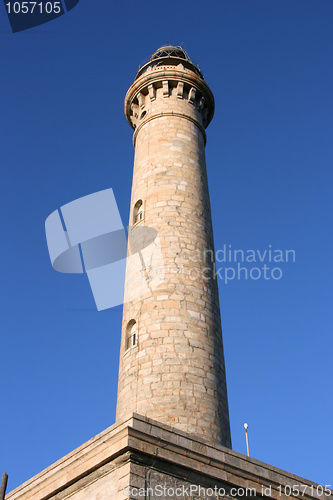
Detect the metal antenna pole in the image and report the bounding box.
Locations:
[244,423,250,457]
[0,472,8,500]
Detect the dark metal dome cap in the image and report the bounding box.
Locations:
[135,44,204,80]
[150,45,192,62]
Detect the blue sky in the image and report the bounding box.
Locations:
[1,0,332,492]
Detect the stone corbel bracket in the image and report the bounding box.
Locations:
[124,66,215,147]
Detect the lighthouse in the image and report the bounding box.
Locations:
[116,45,232,448]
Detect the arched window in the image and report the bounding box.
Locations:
[126,320,137,350]
[133,200,143,224]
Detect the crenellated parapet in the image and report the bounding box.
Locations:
[124,53,215,146]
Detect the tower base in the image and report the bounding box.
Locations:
[6,414,328,500]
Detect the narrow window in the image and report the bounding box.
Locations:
[126,320,137,350]
[133,200,143,224]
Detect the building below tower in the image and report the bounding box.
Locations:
[5,414,330,500]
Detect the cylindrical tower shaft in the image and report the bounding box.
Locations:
[116,46,231,448]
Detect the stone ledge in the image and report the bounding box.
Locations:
[6,414,331,500]
[127,414,329,500]
[6,419,130,500]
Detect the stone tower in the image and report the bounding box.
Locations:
[116,45,232,448]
